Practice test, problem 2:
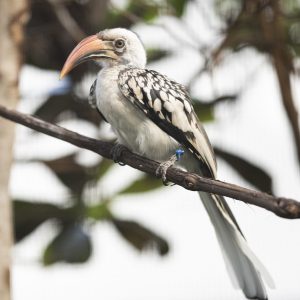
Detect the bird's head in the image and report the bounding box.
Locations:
[60,28,147,78]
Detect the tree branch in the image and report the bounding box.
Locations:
[1,104,300,219]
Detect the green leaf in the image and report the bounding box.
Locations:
[87,202,112,221]
[142,6,160,21]
[104,9,134,29]
[43,224,92,265]
[14,200,62,242]
[147,48,170,63]
[193,95,237,123]
[113,219,169,256]
[95,158,114,180]
[169,0,188,17]
[193,101,214,123]
[119,174,163,195]
[214,147,273,194]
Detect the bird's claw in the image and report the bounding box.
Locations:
[155,154,177,186]
[110,144,128,166]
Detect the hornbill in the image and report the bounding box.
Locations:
[60,28,274,299]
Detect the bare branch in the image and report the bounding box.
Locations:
[1,104,300,219]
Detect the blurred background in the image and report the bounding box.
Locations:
[2,0,300,299]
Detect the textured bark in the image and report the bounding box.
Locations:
[0,1,29,300]
[1,104,300,219]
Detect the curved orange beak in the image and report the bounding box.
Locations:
[60,34,117,79]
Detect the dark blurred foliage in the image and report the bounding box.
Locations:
[214,0,300,164]
[14,0,300,265]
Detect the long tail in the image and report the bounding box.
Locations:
[199,192,274,299]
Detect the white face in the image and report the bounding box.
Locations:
[60,28,147,78]
[98,28,147,68]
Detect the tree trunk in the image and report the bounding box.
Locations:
[0,1,29,299]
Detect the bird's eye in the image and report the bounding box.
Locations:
[114,39,125,49]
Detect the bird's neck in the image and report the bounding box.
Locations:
[100,62,142,73]
[98,64,129,80]
[98,57,145,70]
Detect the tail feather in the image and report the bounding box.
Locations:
[199,192,274,299]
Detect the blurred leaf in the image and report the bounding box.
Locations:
[87,202,112,221]
[96,158,114,180]
[105,0,188,28]
[43,223,92,265]
[107,0,160,25]
[214,147,273,194]
[193,95,237,123]
[14,200,62,242]
[147,48,170,63]
[34,93,102,126]
[193,101,214,122]
[210,94,237,105]
[169,0,188,17]
[42,154,94,194]
[119,174,163,195]
[104,8,135,29]
[113,219,169,256]
[130,1,160,22]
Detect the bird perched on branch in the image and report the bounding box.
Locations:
[61,28,274,299]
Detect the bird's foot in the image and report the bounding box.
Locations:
[110,144,128,166]
[155,154,178,186]
[156,149,184,185]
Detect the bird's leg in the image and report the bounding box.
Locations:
[110,143,128,166]
[155,154,177,186]
[156,149,184,185]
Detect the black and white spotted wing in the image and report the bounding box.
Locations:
[88,79,98,109]
[118,68,216,177]
[88,79,107,123]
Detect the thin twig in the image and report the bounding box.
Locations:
[47,0,86,42]
[0,104,300,219]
